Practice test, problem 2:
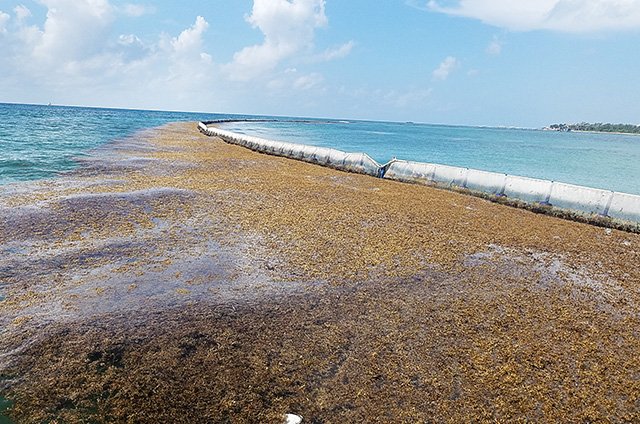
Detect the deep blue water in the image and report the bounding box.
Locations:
[1,103,639,195]
[221,120,640,195]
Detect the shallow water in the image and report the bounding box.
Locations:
[0,103,259,184]
[221,120,640,195]
[3,103,639,195]
[0,396,13,424]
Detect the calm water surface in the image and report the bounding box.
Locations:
[1,103,638,195]
[221,120,640,195]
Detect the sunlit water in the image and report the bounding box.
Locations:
[1,103,639,195]
[0,103,254,184]
[221,120,640,195]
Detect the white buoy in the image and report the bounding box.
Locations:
[285,413,303,424]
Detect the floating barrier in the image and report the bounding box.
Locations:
[609,192,640,223]
[199,121,640,227]
[465,169,507,195]
[503,175,553,204]
[548,182,611,216]
[200,122,380,177]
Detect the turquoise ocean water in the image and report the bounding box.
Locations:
[0,103,251,184]
[1,103,638,195]
[221,120,640,195]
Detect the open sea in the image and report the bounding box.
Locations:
[0,103,248,184]
[1,103,639,195]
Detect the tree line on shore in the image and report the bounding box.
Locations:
[546,122,640,134]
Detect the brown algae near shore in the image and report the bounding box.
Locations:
[0,122,639,422]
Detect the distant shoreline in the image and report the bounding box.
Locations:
[543,128,640,137]
[573,129,640,137]
[544,122,640,136]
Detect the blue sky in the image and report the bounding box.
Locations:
[1,0,639,127]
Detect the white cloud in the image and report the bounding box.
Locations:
[223,0,328,81]
[486,37,502,55]
[315,40,355,61]
[14,5,32,22]
[32,0,114,62]
[293,72,324,90]
[0,1,215,110]
[0,0,351,113]
[150,15,214,97]
[266,68,324,91]
[116,33,148,61]
[0,11,9,33]
[426,0,640,33]
[121,4,154,17]
[171,15,209,55]
[432,56,459,80]
[266,78,287,91]
[118,33,142,45]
